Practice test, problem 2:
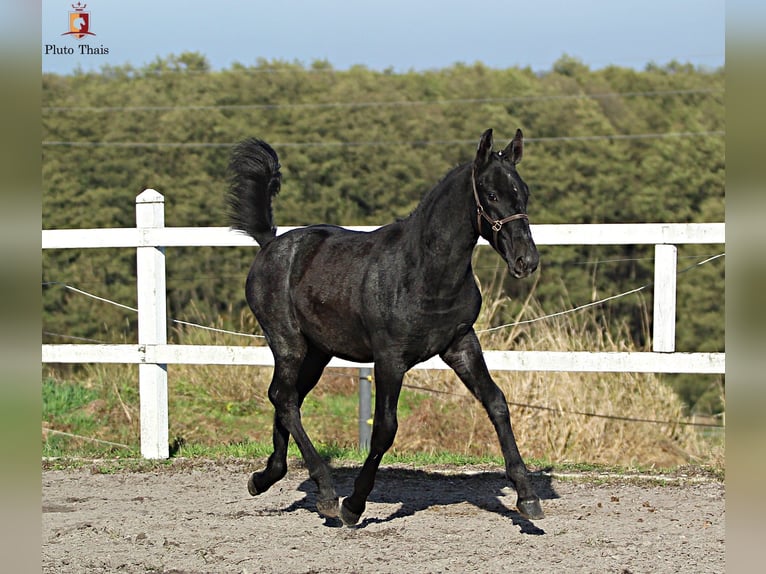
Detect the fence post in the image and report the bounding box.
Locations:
[136,189,169,459]
[358,368,373,451]
[652,244,677,353]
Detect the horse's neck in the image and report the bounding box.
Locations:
[404,166,478,289]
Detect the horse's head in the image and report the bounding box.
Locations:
[472,128,539,279]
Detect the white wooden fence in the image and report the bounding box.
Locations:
[42,189,725,459]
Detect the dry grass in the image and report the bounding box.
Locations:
[44,288,724,470]
[397,279,722,468]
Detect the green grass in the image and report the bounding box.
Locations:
[42,375,142,458]
[41,439,723,485]
[173,439,507,467]
[42,377,98,420]
[43,378,101,457]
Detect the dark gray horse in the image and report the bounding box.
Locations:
[227,129,544,524]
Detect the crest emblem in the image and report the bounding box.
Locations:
[62,2,95,40]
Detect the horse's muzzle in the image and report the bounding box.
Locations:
[510,251,539,278]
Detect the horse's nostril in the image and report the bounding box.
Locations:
[515,254,538,276]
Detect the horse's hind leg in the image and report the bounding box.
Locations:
[440,330,544,520]
[248,347,327,495]
[248,345,331,495]
[248,344,339,517]
[247,412,290,495]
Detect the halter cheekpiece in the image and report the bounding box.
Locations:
[471,167,529,248]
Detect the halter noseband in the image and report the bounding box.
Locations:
[471,167,529,248]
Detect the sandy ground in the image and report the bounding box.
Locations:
[42,459,724,573]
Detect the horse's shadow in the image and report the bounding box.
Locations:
[281,466,558,535]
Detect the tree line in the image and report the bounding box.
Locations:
[42,53,725,412]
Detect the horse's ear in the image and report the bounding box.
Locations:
[502,128,524,165]
[474,129,494,170]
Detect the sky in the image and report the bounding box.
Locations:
[41,0,725,75]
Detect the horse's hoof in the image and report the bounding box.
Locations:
[247,472,267,496]
[339,500,362,526]
[517,497,545,520]
[316,497,340,519]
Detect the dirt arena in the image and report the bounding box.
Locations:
[42,459,724,573]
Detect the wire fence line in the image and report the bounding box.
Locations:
[43,331,107,344]
[42,426,132,450]
[40,252,725,287]
[399,383,723,429]
[40,368,724,450]
[478,252,724,333]
[42,251,724,342]
[41,130,725,149]
[42,281,266,340]
[40,371,724,443]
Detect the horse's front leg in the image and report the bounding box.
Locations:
[440,329,544,520]
[340,361,404,526]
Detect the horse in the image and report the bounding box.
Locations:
[227,128,544,525]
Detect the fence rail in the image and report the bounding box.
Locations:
[42,189,725,459]
[42,221,725,249]
[42,344,724,374]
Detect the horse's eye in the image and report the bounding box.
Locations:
[487,192,498,202]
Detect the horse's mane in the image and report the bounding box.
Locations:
[403,161,470,221]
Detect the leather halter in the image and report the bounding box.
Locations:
[471,166,529,249]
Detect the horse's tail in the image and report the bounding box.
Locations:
[227,138,282,247]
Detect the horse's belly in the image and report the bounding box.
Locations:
[294,299,374,362]
[303,322,374,363]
